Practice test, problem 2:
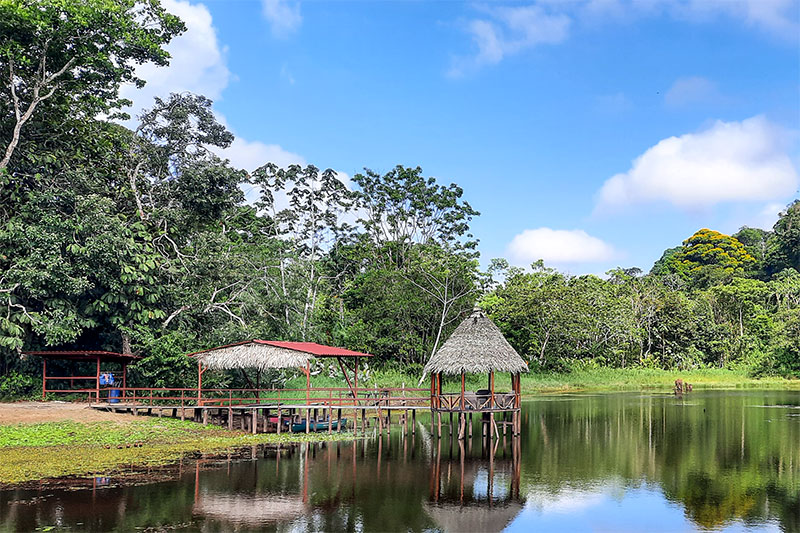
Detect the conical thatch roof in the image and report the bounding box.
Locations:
[423,308,528,375]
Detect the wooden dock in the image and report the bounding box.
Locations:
[91,401,428,436]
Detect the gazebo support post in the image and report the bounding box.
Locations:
[305,362,311,404]
[95,356,101,402]
[197,361,204,404]
[42,358,47,400]
[460,372,465,410]
[489,371,495,409]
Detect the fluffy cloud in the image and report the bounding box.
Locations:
[119,0,230,119]
[668,0,799,39]
[217,137,305,173]
[507,228,616,264]
[449,5,570,76]
[118,1,306,174]
[262,0,302,38]
[746,202,786,230]
[664,76,717,107]
[452,0,798,74]
[597,116,798,210]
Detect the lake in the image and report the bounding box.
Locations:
[1,390,798,532]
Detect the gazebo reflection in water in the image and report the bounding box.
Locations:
[189,428,523,531]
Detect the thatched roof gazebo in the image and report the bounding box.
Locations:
[188,340,372,401]
[423,307,527,439]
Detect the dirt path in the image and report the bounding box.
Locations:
[0,402,130,424]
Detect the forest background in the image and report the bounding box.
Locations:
[1,0,798,399]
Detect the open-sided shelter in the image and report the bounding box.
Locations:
[188,340,372,400]
[423,307,528,417]
[24,350,140,401]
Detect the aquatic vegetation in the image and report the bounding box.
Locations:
[0,418,356,485]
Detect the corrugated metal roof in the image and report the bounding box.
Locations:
[24,351,141,360]
[255,340,373,357]
[187,340,372,358]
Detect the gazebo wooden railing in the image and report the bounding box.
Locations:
[93,385,429,409]
[433,391,517,411]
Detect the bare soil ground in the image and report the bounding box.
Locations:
[0,402,129,425]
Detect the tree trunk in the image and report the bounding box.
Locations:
[121,332,132,355]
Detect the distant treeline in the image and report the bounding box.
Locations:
[0,1,797,398]
[484,216,800,377]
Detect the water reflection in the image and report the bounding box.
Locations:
[0,391,798,532]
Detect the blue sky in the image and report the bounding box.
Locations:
[123,0,800,274]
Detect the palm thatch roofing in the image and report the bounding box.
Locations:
[188,340,371,371]
[423,307,528,376]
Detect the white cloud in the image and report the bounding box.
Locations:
[120,0,230,120]
[218,137,305,172]
[262,0,302,38]
[116,0,316,206]
[667,0,800,39]
[451,1,798,74]
[748,202,786,230]
[597,116,798,210]
[664,76,717,107]
[507,228,616,264]
[449,5,570,76]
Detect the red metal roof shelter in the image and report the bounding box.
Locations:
[186,340,373,358]
[188,340,372,401]
[24,351,140,401]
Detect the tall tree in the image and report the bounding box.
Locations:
[0,0,183,169]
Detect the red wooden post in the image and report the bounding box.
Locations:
[430,373,435,409]
[122,363,128,392]
[305,361,311,404]
[490,371,495,409]
[460,372,465,410]
[95,356,101,402]
[42,358,47,400]
[197,361,203,404]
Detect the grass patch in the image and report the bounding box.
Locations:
[353,367,800,395]
[0,418,356,485]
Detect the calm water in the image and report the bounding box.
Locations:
[1,391,798,532]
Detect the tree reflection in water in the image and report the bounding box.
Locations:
[0,391,797,532]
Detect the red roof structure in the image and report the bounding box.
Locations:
[187,340,372,358]
[25,351,141,362]
[23,351,139,401]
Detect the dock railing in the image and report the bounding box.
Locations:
[91,386,429,410]
[432,391,518,411]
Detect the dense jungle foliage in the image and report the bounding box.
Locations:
[0,0,797,398]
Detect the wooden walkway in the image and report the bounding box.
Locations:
[91,402,428,435]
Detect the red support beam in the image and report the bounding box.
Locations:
[42,358,47,401]
[490,371,495,409]
[95,356,101,402]
[460,372,465,410]
[336,357,356,397]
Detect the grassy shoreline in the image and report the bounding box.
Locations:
[517,367,800,394]
[350,367,800,395]
[0,418,356,486]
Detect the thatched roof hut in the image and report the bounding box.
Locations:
[189,340,371,371]
[423,307,528,376]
